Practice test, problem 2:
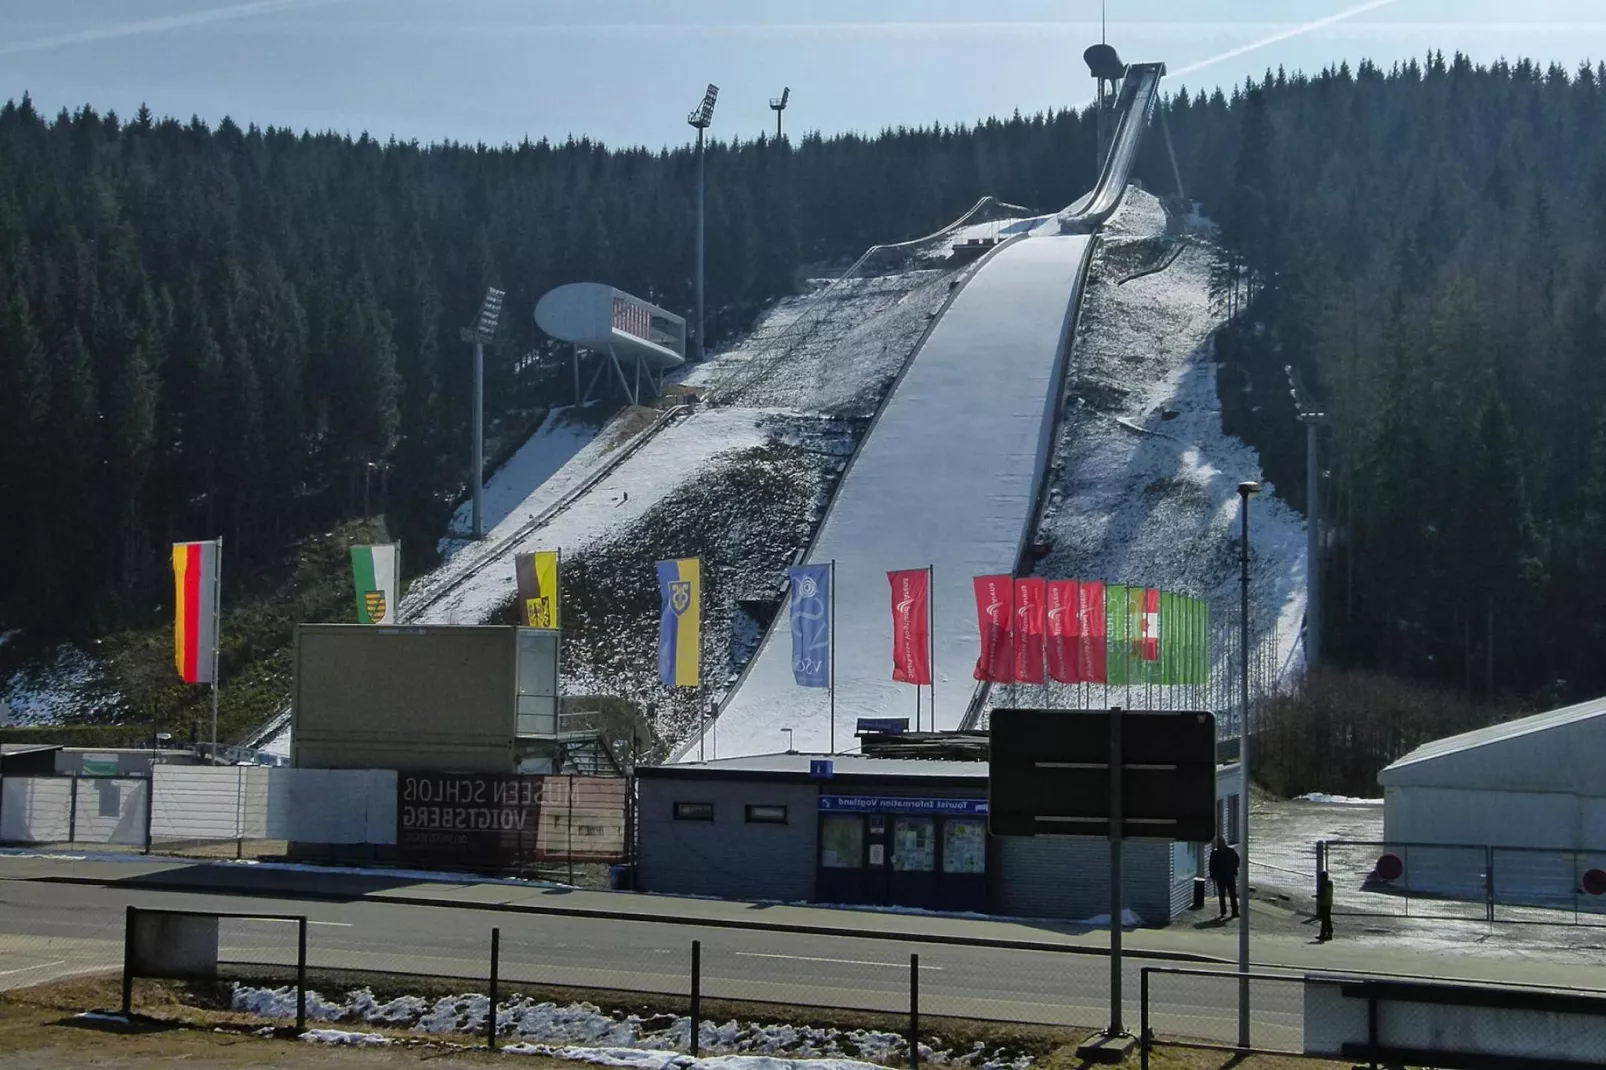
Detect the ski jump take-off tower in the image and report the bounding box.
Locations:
[535,283,688,407]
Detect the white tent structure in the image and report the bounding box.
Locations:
[1380,696,1606,849]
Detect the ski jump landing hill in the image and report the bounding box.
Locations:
[683,64,1166,761]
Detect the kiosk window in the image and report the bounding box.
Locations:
[942,818,986,873]
[746,804,787,824]
[673,802,714,821]
[820,815,863,868]
[892,817,936,871]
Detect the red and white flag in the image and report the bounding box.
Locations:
[1139,587,1161,662]
[1045,580,1077,683]
[1072,580,1108,683]
[971,575,1014,682]
[1013,576,1046,684]
[888,569,932,685]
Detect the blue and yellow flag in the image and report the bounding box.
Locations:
[657,557,701,687]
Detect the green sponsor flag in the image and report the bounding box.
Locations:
[1106,584,1131,685]
[351,544,401,624]
[1159,591,1182,684]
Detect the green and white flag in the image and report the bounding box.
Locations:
[351,544,401,624]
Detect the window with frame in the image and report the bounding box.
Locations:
[745,804,787,824]
[673,801,714,821]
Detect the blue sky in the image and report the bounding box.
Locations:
[3,1,1605,149]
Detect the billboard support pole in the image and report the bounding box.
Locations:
[1108,704,1124,1037]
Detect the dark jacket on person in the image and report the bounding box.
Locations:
[1209,843,1240,885]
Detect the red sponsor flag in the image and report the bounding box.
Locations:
[1139,587,1161,662]
[1045,580,1078,683]
[172,540,220,684]
[888,569,932,685]
[1014,577,1046,684]
[1072,580,1107,683]
[971,575,1014,682]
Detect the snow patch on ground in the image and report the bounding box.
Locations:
[1298,793,1383,806]
[230,987,1028,1067]
[1077,909,1145,928]
[301,1029,389,1046]
[505,1048,890,1070]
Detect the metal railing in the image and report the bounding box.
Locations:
[1320,839,1606,927]
[1139,966,1307,1063]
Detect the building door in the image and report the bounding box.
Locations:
[939,817,988,911]
[888,816,939,909]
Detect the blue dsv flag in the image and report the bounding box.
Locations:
[788,564,831,688]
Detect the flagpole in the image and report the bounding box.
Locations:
[927,563,935,731]
[211,536,223,763]
[395,540,404,624]
[829,559,837,756]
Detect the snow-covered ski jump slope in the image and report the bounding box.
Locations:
[686,65,1166,760]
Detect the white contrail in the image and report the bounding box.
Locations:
[1169,0,1405,79]
[0,0,350,58]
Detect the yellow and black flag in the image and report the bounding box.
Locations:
[514,551,560,629]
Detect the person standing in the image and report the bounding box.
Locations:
[1317,869,1335,941]
[1210,835,1240,918]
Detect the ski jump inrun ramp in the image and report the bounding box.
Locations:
[682,63,1166,761]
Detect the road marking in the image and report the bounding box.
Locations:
[0,960,67,977]
[735,952,941,970]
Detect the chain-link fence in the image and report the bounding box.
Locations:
[1320,839,1606,926]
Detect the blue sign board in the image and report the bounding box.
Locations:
[809,759,834,779]
[856,718,910,735]
[817,795,988,816]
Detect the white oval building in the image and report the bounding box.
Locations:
[535,283,687,406]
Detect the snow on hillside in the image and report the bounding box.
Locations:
[435,407,610,558]
[0,635,123,727]
[1010,187,1307,718]
[415,407,790,625]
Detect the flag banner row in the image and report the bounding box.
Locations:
[974,576,1208,686]
[172,540,220,684]
[658,557,702,688]
[350,544,401,624]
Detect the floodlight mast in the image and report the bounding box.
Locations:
[688,83,718,362]
[460,286,505,539]
[769,86,791,140]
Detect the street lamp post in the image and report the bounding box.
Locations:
[461,287,505,539]
[687,84,719,363]
[1297,412,1325,668]
[1236,479,1261,1049]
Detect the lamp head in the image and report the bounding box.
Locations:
[1238,481,1263,498]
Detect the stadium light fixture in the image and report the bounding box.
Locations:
[461,286,506,539]
[688,84,718,362]
[769,86,791,140]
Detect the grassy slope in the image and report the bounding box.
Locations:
[2,519,391,750]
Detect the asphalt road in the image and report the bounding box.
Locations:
[0,878,1302,1048]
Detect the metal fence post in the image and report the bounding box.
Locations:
[296,917,308,1034]
[1139,967,1150,1070]
[909,953,920,1070]
[122,905,136,1017]
[236,765,245,860]
[689,939,701,1057]
[68,774,79,844]
[1486,846,1496,923]
[141,771,155,855]
[488,927,501,1050]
